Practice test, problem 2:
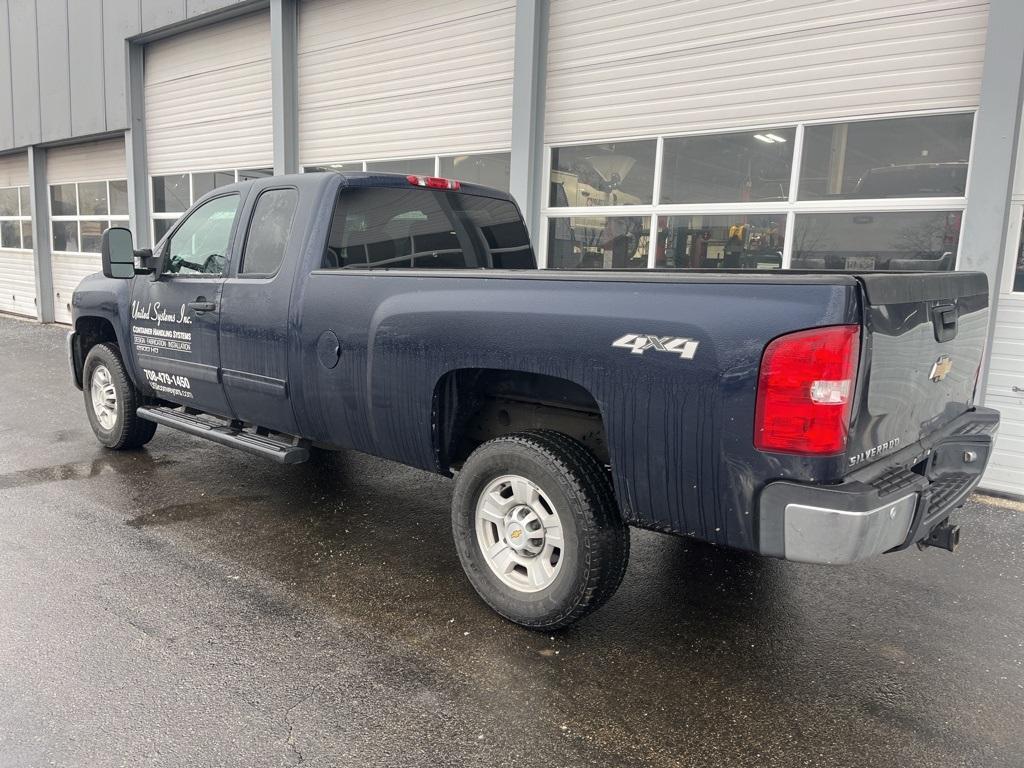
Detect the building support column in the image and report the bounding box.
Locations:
[960,0,1024,399]
[125,42,151,249]
[27,146,54,323]
[271,0,298,176]
[509,0,548,244]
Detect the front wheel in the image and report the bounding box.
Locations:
[452,430,630,630]
[82,343,157,450]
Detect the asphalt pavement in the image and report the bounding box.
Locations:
[0,314,1022,768]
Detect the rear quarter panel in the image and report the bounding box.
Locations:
[295,272,860,551]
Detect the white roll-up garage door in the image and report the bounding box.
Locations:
[0,152,34,318]
[545,0,990,144]
[145,11,273,174]
[297,0,515,165]
[48,138,128,324]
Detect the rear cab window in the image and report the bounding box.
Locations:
[322,186,534,270]
[240,188,299,276]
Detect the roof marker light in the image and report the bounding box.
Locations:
[407,175,461,190]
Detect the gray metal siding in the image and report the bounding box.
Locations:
[8,0,41,149]
[0,1,15,149]
[0,0,256,154]
[68,0,107,138]
[36,0,71,143]
[102,0,142,131]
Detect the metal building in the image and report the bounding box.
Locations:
[0,0,1020,496]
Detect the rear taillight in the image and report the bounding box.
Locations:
[754,325,860,455]
[407,175,461,190]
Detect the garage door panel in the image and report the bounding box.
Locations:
[983,290,1024,496]
[298,0,514,164]
[52,253,102,325]
[548,0,984,68]
[48,139,126,185]
[145,11,273,174]
[298,0,512,55]
[0,249,36,317]
[545,0,989,143]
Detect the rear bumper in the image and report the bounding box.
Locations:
[757,407,999,564]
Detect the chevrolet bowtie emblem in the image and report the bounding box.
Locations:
[930,354,953,382]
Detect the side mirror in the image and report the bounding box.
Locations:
[101,227,137,279]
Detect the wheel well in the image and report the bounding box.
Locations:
[72,316,119,387]
[434,369,607,471]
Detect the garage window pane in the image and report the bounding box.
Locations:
[153,219,175,243]
[304,163,362,173]
[109,180,129,215]
[547,215,650,269]
[50,184,77,216]
[238,168,273,182]
[52,221,79,252]
[798,114,973,200]
[78,181,108,216]
[550,140,656,207]
[655,214,786,269]
[192,171,236,201]
[365,158,434,176]
[21,221,32,250]
[661,129,794,204]
[0,221,20,248]
[152,175,190,213]
[80,220,108,254]
[439,153,511,192]
[791,211,960,271]
[19,187,30,216]
[0,188,18,217]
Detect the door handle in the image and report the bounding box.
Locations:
[188,300,217,313]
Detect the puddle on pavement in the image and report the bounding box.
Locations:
[0,455,176,491]
[126,495,268,528]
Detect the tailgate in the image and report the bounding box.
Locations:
[846,271,989,470]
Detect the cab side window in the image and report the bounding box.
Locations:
[165,194,240,277]
[240,188,298,276]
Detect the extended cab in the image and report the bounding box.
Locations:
[69,172,999,629]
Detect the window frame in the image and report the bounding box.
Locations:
[160,191,242,280]
[237,186,299,279]
[47,178,130,256]
[0,185,31,250]
[150,168,272,246]
[539,108,976,271]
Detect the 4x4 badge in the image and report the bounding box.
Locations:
[930,354,953,382]
[612,334,699,360]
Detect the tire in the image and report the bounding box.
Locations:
[82,342,157,450]
[452,430,629,630]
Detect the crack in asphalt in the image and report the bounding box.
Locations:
[284,680,326,765]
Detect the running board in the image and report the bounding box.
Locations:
[136,406,310,464]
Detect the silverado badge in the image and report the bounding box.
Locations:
[930,354,953,382]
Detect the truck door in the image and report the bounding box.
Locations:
[129,192,242,418]
[218,186,301,434]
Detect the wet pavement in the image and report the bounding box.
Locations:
[0,315,1022,768]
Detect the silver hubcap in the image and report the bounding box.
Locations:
[475,475,564,593]
[90,364,118,430]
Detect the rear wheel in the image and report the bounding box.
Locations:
[452,430,629,630]
[82,343,157,450]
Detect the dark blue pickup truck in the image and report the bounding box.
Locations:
[69,171,999,630]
